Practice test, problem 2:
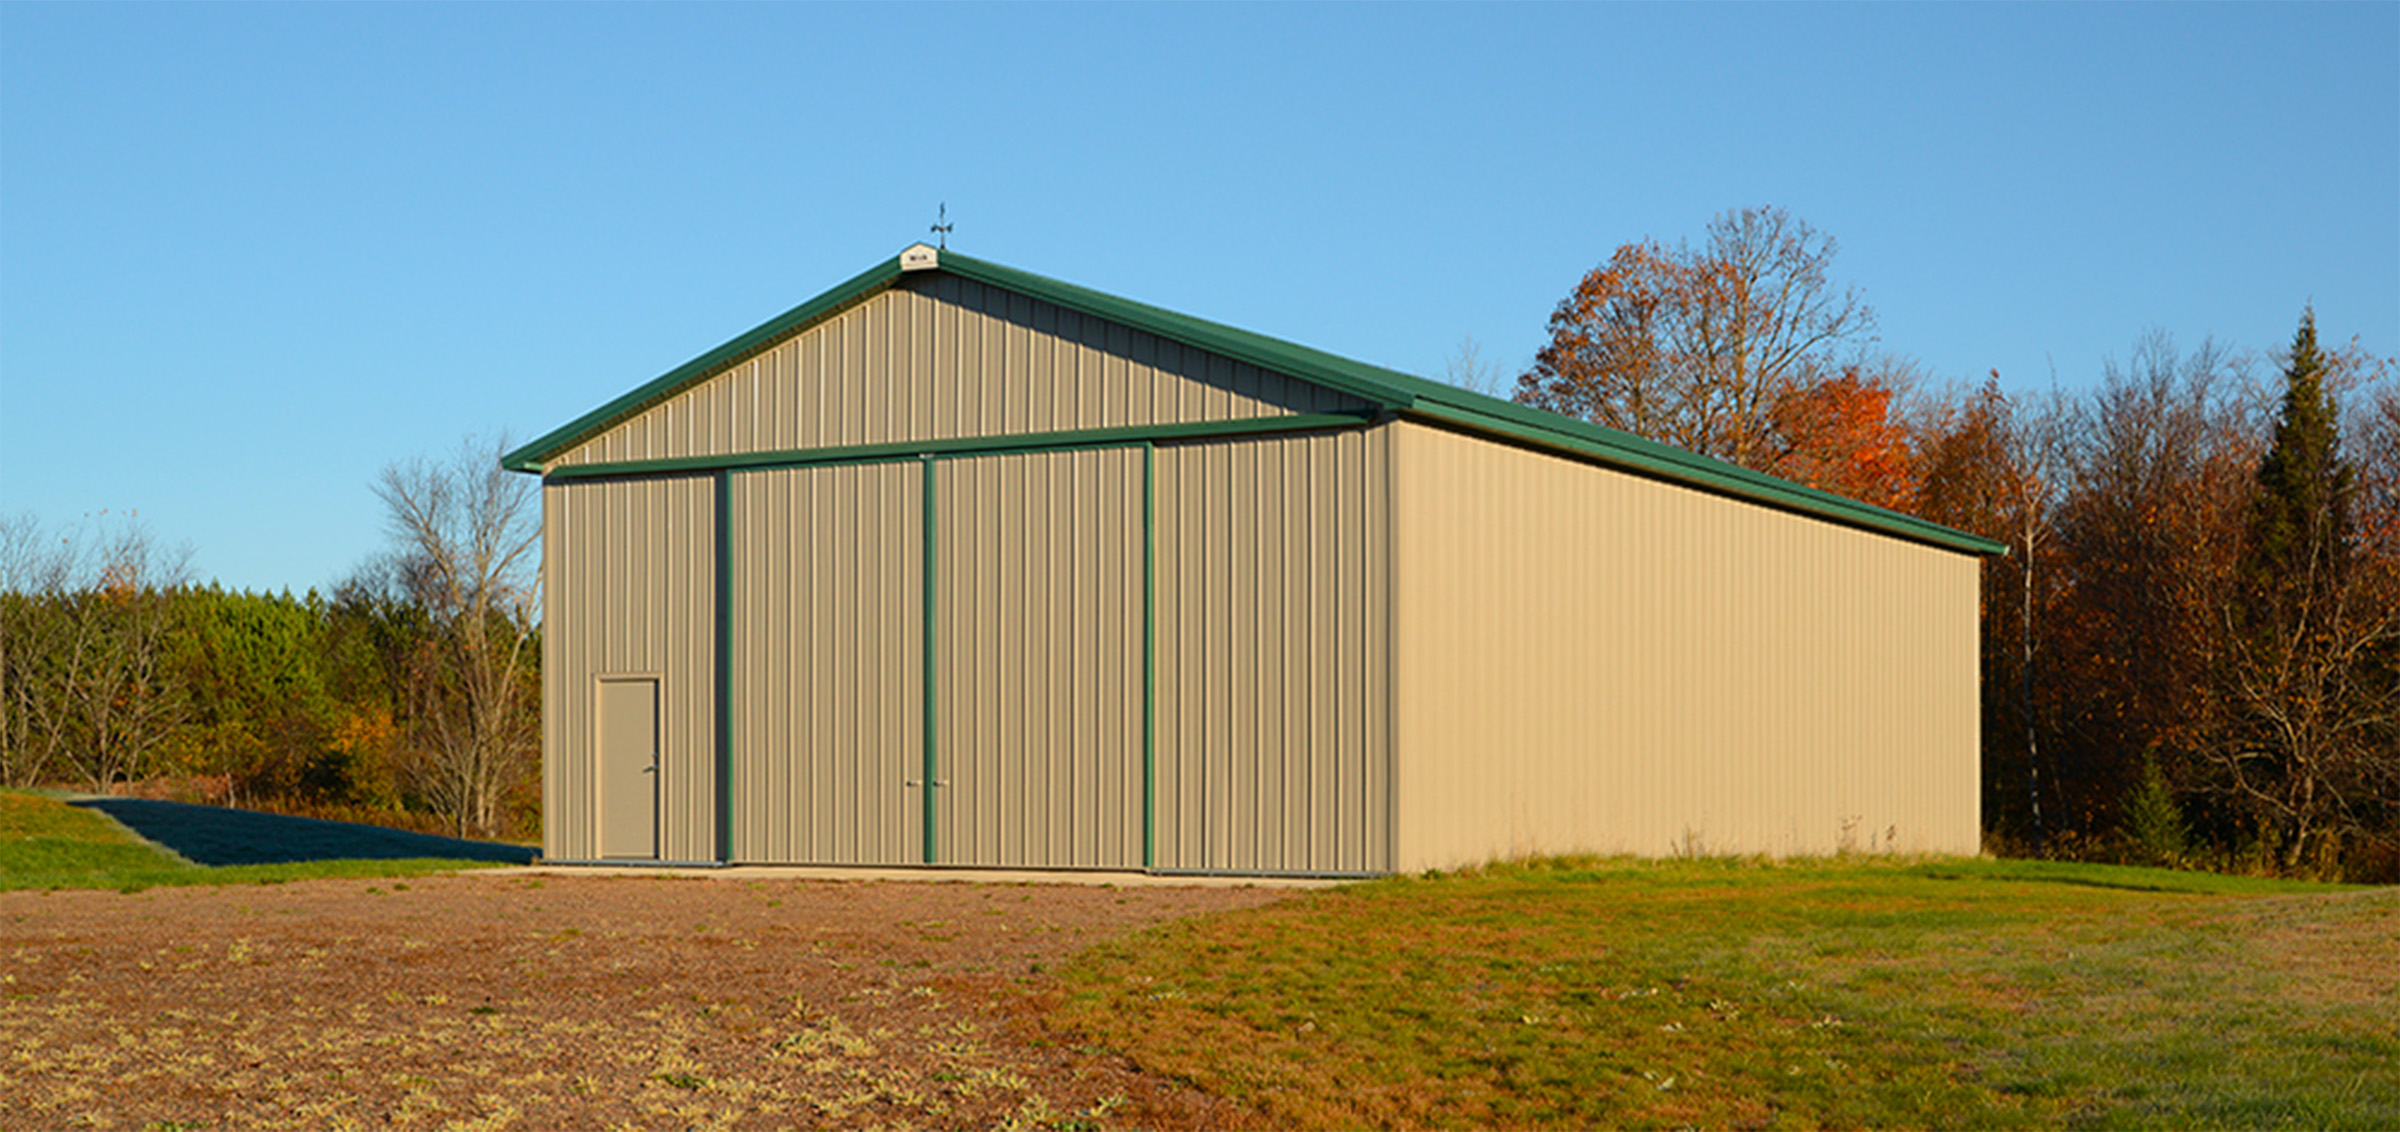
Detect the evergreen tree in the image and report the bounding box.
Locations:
[2245,309,2353,605]
[2222,308,2372,869]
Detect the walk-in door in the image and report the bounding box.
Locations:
[596,677,659,860]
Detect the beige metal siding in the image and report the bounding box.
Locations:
[1154,428,1392,874]
[934,448,1144,868]
[727,462,922,865]
[1388,421,1980,870]
[554,275,1372,469]
[541,475,717,862]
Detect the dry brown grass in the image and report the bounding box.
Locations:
[1,872,1288,1131]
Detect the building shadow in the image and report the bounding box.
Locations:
[71,797,537,867]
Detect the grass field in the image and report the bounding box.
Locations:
[1056,857,2399,1130]
[10,785,2394,1128]
[0,789,504,892]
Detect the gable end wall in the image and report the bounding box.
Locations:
[551,275,1373,469]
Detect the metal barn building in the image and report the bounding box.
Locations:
[505,244,2002,875]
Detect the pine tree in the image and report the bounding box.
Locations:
[2226,308,2364,869]
[2246,309,2353,604]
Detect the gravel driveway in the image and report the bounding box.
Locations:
[1,870,1291,1129]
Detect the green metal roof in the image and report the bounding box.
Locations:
[505,246,2005,556]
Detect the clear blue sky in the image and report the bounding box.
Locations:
[4,3,2394,595]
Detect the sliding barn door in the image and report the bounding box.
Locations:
[933,448,1144,868]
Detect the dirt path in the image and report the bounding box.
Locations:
[1,872,1291,1130]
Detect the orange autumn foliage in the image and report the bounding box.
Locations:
[1770,370,1916,511]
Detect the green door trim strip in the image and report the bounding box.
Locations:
[1141,441,1157,869]
[714,469,733,863]
[920,454,939,865]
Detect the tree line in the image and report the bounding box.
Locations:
[0,439,540,841]
[1515,206,2400,880]
[5,216,2391,875]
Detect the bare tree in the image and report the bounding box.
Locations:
[1441,335,1512,398]
[2051,333,2260,839]
[0,513,191,791]
[2216,543,2398,868]
[372,436,541,837]
[1517,206,1878,475]
[2001,387,2074,852]
[2349,357,2400,563]
[73,521,192,791]
[0,514,77,787]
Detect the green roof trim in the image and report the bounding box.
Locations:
[501,254,909,472]
[932,252,1420,413]
[1402,387,2008,555]
[500,247,1421,474]
[506,246,2005,556]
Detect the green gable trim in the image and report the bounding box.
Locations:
[508,246,2003,556]
[503,249,1422,474]
[931,252,1421,414]
[534,413,1378,482]
[502,255,909,473]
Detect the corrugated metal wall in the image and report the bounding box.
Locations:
[727,462,922,865]
[553,275,1371,469]
[540,276,1982,874]
[933,449,1145,868]
[1154,428,1392,874]
[1387,421,1982,870]
[541,474,718,862]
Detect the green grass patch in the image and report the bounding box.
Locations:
[0,789,506,893]
[1057,856,2399,1130]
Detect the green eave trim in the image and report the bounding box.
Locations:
[1404,392,2009,556]
[537,413,1376,481]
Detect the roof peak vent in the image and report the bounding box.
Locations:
[900,243,940,272]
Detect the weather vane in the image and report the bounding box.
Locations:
[930,203,954,251]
